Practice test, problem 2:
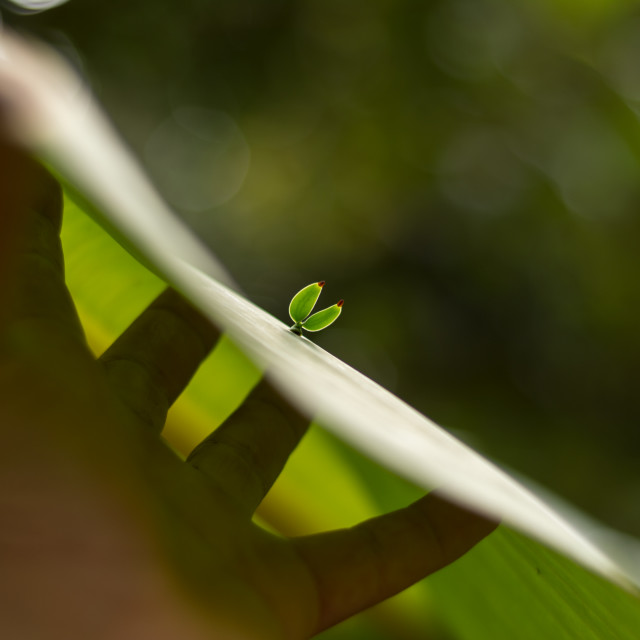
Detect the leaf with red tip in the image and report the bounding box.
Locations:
[289,281,325,323]
[302,301,343,332]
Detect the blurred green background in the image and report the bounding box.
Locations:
[7,0,640,542]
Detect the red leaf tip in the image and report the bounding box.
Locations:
[337,299,344,307]
[318,281,326,287]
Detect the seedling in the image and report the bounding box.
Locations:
[289,281,343,336]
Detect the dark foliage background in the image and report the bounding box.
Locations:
[8,0,640,536]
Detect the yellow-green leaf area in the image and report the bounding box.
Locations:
[302,303,343,332]
[289,281,324,323]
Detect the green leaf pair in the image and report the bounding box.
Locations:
[289,281,343,336]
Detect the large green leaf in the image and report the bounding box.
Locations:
[3,26,640,639]
[431,528,640,640]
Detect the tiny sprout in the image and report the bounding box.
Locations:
[289,281,343,336]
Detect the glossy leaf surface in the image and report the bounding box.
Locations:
[289,281,325,323]
[302,300,343,332]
